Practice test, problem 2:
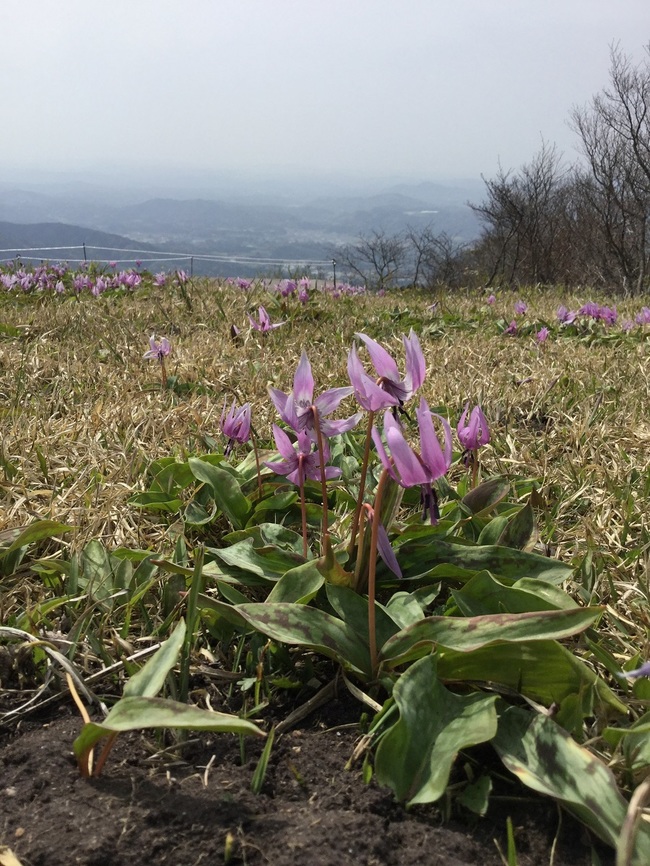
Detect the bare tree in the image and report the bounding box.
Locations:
[470,142,572,286]
[405,225,468,288]
[570,43,650,293]
[337,229,407,289]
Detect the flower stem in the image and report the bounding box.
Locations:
[368,468,389,678]
[311,406,330,555]
[250,428,263,497]
[160,358,168,390]
[347,410,375,557]
[299,473,308,559]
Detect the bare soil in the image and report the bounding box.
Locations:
[0,696,612,866]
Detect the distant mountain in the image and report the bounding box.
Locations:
[0,221,156,260]
[0,173,483,276]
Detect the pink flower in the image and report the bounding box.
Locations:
[536,327,549,343]
[143,335,171,361]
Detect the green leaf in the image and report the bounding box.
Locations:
[233,602,371,676]
[375,655,498,804]
[493,705,650,861]
[451,571,575,616]
[123,620,186,698]
[435,641,625,716]
[73,695,265,759]
[0,519,73,560]
[380,607,602,663]
[496,503,536,550]
[266,561,324,603]
[210,538,305,583]
[457,775,492,816]
[385,584,442,628]
[128,491,184,512]
[461,477,510,515]
[396,537,573,584]
[189,457,251,530]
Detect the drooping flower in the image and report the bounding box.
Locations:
[372,398,452,523]
[514,300,528,315]
[457,403,490,451]
[220,400,251,455]
[270,350,360,439]
[536,327,549,343]
[348,330,426,412]
[635,307,650,325]
[556,305,576,324]
[504,320,517,335]
[486,294,496,305]
[248,305,284,333]
[264,425,341,487]
[143,335,171,361]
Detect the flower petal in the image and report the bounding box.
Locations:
[292,350,314,407]
[356,333,399,380]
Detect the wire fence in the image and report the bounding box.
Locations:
[0,242,335,278]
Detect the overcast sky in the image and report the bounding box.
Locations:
[2,0,649,184]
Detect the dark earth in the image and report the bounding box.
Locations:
[0,693,614,866]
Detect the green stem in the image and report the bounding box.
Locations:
[347,410,375,557]
[368,468,389,678]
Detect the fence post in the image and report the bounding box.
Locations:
[332,259,337,289]
[83,243,87,262]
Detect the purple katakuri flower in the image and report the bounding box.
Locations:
[248,305,284,333]
[220,400,251,455]
[504,320,517,335]
[514,300,527,315]
[486,294,496,305]
[556,305,576,324]
[457,403,490,451]
[536,327,549,343]
[348,330,426,411]
[143,334,171,361]
[264,425,341,487]
[270,350,360,439]
[635,307,650,325]
[372,397,452,523]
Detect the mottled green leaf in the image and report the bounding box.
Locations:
[452,571,575,616]
[396,537,573,584]
[380,607,602,664]
[497,502,536,550]
[233,602,371,676]
[128,491,184,512]
[266,561,324,603]
[435,641,625,715]
[461,477,510,515]
[493,705,650,861]
[375,656,498,804]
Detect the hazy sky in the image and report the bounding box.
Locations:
[3,0,649,183]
